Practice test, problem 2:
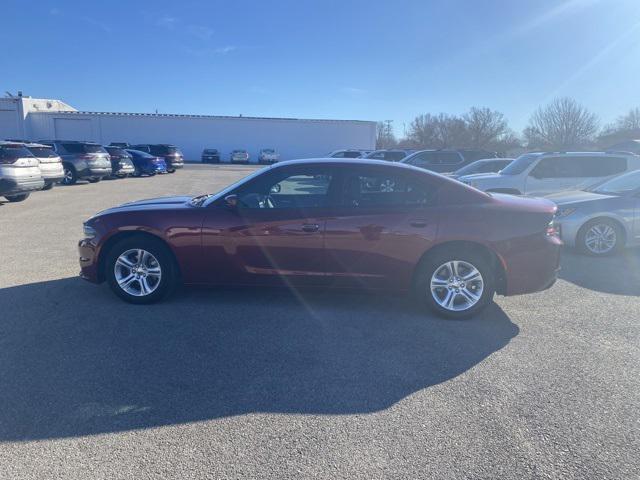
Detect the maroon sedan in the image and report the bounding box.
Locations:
[79,159,561,318]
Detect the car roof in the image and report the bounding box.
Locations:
[270,157,424,171]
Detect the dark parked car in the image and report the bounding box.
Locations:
[79,159,561,318]
[125,149,167,176]
[109,142,131,148]
[449,158,514,179]
[38,140,112,185]
[129,144,184,173]
[364,149,411,162]
[402,149,498,174]
[104,146,136,177]
[201,148,220,163]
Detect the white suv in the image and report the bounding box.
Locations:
[459,152,640,196]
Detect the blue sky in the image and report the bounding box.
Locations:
[3,0,640,136]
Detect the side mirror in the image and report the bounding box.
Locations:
[224,194,239,209]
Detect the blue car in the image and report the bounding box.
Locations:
[125,149,167,176]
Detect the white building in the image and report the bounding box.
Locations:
[0,95,376,161]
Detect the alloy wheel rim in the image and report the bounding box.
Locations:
[63,168,73,183]
[430,260,484,312]
[585,224,616,254]
[114,249,162,296]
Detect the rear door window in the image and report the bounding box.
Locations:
[341,170,433,208]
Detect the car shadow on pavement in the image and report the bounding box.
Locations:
[0,277,518,442]
[559,248,640,296]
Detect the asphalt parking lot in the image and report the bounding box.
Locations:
[0,164,638,479]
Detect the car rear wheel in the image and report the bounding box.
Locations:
[42,181,54,191]
[62,165,77,185]
[4,193,30,202]
[106,236,177,304]
[414,248,495,319]
[577,218,623,256]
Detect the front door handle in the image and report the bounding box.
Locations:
[302,223,320,233]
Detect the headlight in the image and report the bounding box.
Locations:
[556,207,576,218]
[83,223,96,239]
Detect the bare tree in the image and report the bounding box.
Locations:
[406,113,468,149]
[613,107,640,132]
[464,107,509,149]
[525,97,599,150]
[376,120,397,149]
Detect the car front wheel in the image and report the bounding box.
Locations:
[414,248,495,319]
[105,236,177,304]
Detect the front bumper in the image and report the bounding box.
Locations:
[78,238,100,283]
[230,157,249,163]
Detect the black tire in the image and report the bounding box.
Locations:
[62,165,77,185]
[576,218,623,256]
[413,247,495,319]
[4,193,30,202]
[105,235,178,304]
[42,182,54,191]
[88,177,101,183]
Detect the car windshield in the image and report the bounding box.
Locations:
[262,149,275,154]
[500,153,542,175]
[454,160,488,176]
[591,170,640,195]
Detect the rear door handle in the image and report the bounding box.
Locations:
[302,223,320,233]
[410,220,428,228]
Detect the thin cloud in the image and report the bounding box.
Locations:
[81,16,112,33]
[341,87,366,95]
[187,25,214,41]
[156,15,178,30]
[215,45,237,55]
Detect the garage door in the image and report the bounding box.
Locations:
[54,118,94,141]
[0,109,19,139]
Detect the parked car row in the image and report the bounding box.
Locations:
[201,148,281,164]
[0,140,184,203]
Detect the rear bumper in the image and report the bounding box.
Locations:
[40,163,65,181]
[202,156,220,163]
[503,234,562,296]
[0,177,45,195]
[114,165,135,176]
[78,166,112,179]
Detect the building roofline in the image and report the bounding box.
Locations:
[29,109,375,124]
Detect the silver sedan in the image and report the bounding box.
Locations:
[548,170,640,256]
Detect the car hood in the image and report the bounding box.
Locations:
[96,196,194,215]
[545,190,616,206]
